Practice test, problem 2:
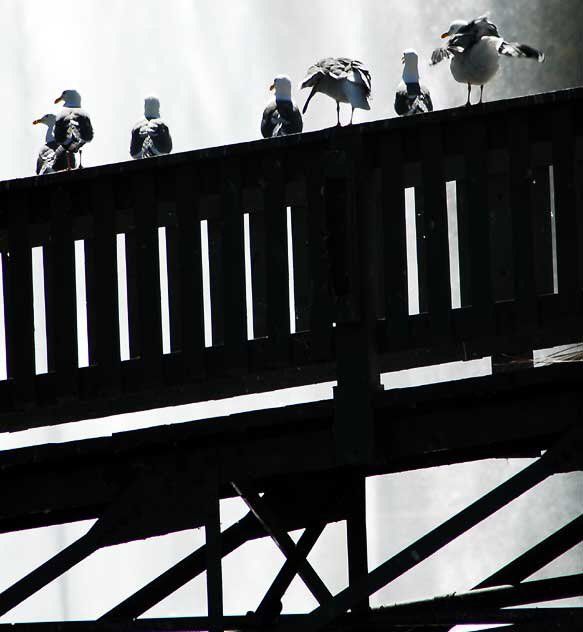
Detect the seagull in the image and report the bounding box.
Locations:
[300,57,371,126]
[431,15,545,105]
[32,114,69,175]
[261,75,303,138]
[130,96,173,159]
[54,89,94,169]
[394,49,433,116]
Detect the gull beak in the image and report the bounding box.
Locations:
[269,83,275,91]
[54,95,64,104]
[441,32,450,39]
[32,119,41,125]
[401,55,405,63]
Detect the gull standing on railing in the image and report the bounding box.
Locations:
[261,75,303,138]
[130,96,173,159]
[431,16,545,106]
[300,57,371,126]
[394,49,433,116]
[32,114,69,175]
[54,89,94,169]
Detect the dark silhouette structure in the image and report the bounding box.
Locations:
[0,88,581,631]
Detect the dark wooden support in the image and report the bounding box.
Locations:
[174,165,206,377]
[254,524,326,622]
[345,475,369,613]
[381,134,409,349]
[205,463,223,632]
[333,143,382,465]
[47,186,78,398]
[284,430,577,632]
[289,205,311,333]
[421,126,453,341]
[552,104,581,316]
[130,172,163,383]
[221,159,247,372]
[231,482,332,605]
[88,177,121,393]
[3,191,36,406]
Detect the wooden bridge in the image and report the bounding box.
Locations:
[0,87,581,631]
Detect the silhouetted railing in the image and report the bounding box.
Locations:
[0,88,581,431]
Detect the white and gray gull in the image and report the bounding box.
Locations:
[261,75,303,138]
[394,49,433,116]
[130,96,173,159]
[431,16,545,105]
[32,114,69,175]
[300,57,371,126]
[54,89,94,169]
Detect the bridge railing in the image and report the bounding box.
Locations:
[0,88,581,431]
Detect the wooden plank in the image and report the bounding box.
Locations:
[46,186,78,398]
[306,153,334,360]
[531,165,555,296]
[463,119,495,336]
[174,165,206,377]
[205,464,223,632]
[508,112,537,334]
[420,126,452,340]
[221,158,247,371]
[290,204,311,333]
[249,210,268,339]
[488,168,515,304]
[346,475,369,613]
[3,190,36,407]
[381,134,409,350]
[207,216,225,348]
[130,172,164,383]
[263,155,291,364]
[88,176,121,394]
[552,103,580,316]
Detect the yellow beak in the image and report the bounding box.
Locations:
[269,84,275,91]
[54,95,64,104]
[32,119,41,125]
[441,32,449,39]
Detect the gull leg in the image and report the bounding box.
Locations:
[350,107,355,125]
[66,151,71,171]
[336,101,341,126]
[466,84,472,106]
[78,150,83,169]
[479,85,484,104]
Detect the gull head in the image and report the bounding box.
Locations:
[270,75,293,101]
[144,95,161,119]
[33,113,57,127]
[54,89,82,107]
[441,20,468,38]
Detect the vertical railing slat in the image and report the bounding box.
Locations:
[290,204,311,333]
[508,112,538,335]
[4,190,36,407]
[88,176,121,394]
[421,126,452,340]
[463,119,495,337]
[47,186,78,398]
[130,172,163,384]
[173,165,206,377]
[221,159,247,371]
[263,155,291,364]
[381,134,409,350]
[552,104,581,316]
